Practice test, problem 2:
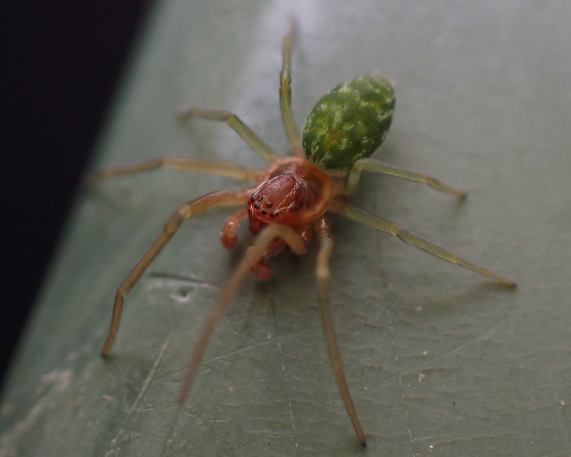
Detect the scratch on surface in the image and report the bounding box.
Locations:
[159,408,184,457]
[387,309,414,446]
[433,430,528,444]
[271,294,300,455]
[0,369,72,457]
[277,340,299,455]
[557,399,571,454]
[129,337,171,414]
[104,337,170,457]
[377,317,507,390]
[200,330,306,367]
[383,300,516,453]
[432,318,504,362]
[148,272,219,289]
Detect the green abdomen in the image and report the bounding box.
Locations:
[302,75,395,170]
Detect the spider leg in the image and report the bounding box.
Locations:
[315,217,367,446]
[280,18,304,157]
[100,190,250,356]
[178,223,306,403]
[89,158,264,186]
[220,208,248,249]
[177,106,278,163]
[346,158,466,198]
[332,202,516,287]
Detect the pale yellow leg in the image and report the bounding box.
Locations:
[90,158,263,186]
[346,158,466,198]
[178,223,307,403]
[100,190,250,356]
[332,202,516,287]
[178,106,278,163]
[279,19,304,156]
[315,217,367,446]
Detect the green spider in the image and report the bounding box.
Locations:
[94,22,515,446]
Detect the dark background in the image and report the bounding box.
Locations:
[2,1,153,388]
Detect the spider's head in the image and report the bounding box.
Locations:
[248,174,316,225]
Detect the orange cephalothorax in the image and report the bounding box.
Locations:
[248,157,334,227]
[249,174,316,221]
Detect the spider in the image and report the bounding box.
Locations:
[94,22,516,446]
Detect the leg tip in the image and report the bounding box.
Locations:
[100,343,113,358]
[355,429,367,447]
[220,233,238,250]
[176,107,192,122]
[286,15,298,37]
[178,381,193,406]
[497,276,517,289]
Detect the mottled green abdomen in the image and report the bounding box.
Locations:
[302,75,395,170]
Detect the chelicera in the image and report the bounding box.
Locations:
[94,22,515,446]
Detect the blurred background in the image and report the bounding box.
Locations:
[2,0,153,388]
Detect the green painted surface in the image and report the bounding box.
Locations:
[2,1,571,456]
